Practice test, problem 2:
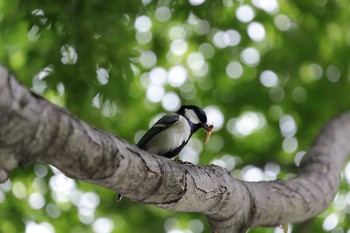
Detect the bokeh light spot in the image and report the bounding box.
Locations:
[344,161,350,185]
[150,67,167,85]
[187,52,205,71]
[12,181,27,199]
[146,84,164,103]
[226,30,241,46]
[164,218,180,232]
[77,192,100,210]
[92,93,101,109]
[213,30,241,48]
[34,164,48,177]
[101,99,117,117]
[211,154,236,171]
[188,219,204,233]
[264,162,281,177]
[46,203,61,218]
[134,15,152,32]
[61,45,78,65]
[199,43,215,59]
[300,63,323,82]
[25,222,54,233]
[279,115,297,137]
[282,137,298,153]
[326,65,341,82]
[252,0,279,13]
[96,68,109,85]
[194,20,210,35]
[140,50,157,68]
[242,166,264,181]
[204,106,225,130]
[32,178,47,194]
[236,5,255,23]
[92,218,114,233]
[155,7,171,22]
[162,92,181,111]
[29,192,46,209]
[168,65,187,87]
[226,61,243,79]
[294,151,306,166]
[28,25,40,41]
[49,172,76,203]
[227,111,266,137]
[189,0,205,6]
[79,207,94,224]
[170,39,188,56]
[274,14,292,31]
[260,70,278,87]
[0,179,11,192]
[169,25,187,40]
[213,31,228,49]
[241,48,260,67]
[141,0,152,5]
[247,22,266,42]
[136,31,152,44]
[322,214,338,231]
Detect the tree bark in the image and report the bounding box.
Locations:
[0,66,348,233]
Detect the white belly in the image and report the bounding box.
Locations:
[145,116,191,154]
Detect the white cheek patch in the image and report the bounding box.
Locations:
[184,109,200,124]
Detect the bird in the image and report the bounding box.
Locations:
[136,105,212,158]
[117,105,213,202]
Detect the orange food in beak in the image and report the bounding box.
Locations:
[204,124,214,144]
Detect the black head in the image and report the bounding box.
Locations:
[177,105,209,131]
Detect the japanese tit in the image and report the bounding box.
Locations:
[137,105,212,158]
[117,105,212,202]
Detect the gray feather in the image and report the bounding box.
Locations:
[137,114,180,149]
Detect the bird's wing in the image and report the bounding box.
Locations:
[137,114,180,148]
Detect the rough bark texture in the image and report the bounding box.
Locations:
[0,66,348,233]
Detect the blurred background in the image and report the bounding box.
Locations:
[1,0,350,232]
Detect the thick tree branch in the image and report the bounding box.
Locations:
[0,66,348,233]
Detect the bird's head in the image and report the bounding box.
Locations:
[177,105,210,132]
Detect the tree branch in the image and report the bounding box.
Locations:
[0,66,348,233]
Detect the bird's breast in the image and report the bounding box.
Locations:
[145,116,191,155]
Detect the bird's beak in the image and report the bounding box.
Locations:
[203,123,214,144]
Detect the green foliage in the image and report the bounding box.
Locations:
[1,0,350,232]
